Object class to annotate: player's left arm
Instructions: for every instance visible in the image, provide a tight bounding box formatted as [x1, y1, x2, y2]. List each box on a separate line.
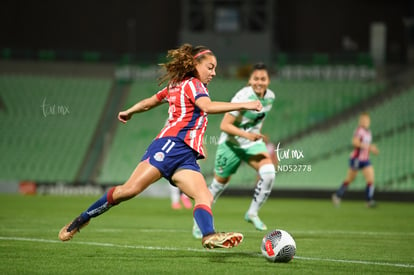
[195, 96, 262, 114]
[369, 144, 379, 155]
[118, 94, 164, 123]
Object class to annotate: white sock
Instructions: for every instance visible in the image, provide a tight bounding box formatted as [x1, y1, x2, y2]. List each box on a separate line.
[208, 178, 228, 203]
[247, 164, 276, 216]
[170, 185, 180, 204]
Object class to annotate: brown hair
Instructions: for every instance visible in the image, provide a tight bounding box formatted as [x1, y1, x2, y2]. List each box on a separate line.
[158, 43, 214, 87]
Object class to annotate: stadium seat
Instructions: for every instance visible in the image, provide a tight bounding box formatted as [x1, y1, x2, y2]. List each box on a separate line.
[0, 74, 112, 182]
[96, 78, 386, 186]
[276, 86, 414, 191]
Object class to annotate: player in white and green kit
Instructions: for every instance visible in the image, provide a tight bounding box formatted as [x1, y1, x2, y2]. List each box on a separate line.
[193, 63, 276, 238]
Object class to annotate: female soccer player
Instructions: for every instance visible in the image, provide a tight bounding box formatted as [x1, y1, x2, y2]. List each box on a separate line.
[192, 63, 276, 238]
[332, 112, 379, 207]
[58, 44, 262, 249]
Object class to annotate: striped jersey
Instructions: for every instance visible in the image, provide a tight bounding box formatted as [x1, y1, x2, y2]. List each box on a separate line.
[219, 86, 275, 148]
[155, 77, 209, 158]
[350, 126, 372, 161]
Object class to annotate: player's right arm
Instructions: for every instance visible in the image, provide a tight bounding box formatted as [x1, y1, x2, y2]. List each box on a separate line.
[352, 136, 371, 149]
[352, 136, 362, 148]
[220, 113, 264, 141]
[351, 127, 369, 149]
[118, 94, 164, 123]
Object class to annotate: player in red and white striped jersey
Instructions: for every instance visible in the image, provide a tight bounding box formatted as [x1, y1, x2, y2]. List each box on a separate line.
[59, 44, 262, 249]
[154, 78, 209, 157]
[332, 112, 379, 207]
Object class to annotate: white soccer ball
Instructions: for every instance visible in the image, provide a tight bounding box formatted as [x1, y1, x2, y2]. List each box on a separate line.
[261, 229, 296, 263]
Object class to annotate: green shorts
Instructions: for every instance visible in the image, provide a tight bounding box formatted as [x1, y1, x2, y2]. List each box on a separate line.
[214, 141, 268, 178]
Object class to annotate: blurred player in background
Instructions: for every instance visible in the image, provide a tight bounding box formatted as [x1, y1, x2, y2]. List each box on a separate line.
[58, 43, 263, 249]
[170, 185, 192, 210]
[332, 112, 379, 208]
[193, 63, 276, 238]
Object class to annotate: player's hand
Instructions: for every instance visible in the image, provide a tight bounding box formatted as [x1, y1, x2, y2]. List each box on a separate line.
[245, 100, 262, 112]
[262, 134, 270, 144]
[118, 111, 132, 124]
[245, 132, 264, 142]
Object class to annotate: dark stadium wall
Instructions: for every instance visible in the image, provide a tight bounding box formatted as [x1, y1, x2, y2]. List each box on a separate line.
[275, 0, 412, 63]
[1, 0, 412, 63]
[0, 0, 181, 55]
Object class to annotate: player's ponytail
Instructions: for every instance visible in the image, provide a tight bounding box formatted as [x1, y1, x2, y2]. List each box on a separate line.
[158, 44, 213, 87]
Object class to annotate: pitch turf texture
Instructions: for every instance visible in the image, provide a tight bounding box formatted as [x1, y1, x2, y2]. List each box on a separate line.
[1, 195, 413, 274]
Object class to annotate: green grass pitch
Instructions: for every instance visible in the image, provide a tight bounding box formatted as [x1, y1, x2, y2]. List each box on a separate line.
[0, 194, 413, 274]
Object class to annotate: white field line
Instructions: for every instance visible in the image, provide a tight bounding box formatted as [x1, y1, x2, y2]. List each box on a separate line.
[2, 228, 414, 237]
[1, 236, 413, 269]
[289, 230, 414, 237]
[294, 256, 414, 269]
[137, 229, 414, 236]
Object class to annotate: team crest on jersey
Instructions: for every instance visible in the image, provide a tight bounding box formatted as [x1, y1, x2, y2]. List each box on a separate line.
[154, 152, 165, 162]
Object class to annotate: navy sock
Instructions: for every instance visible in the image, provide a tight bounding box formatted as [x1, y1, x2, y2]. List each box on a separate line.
[336, 182, 349, 198]
[365, 182, 374, 201]
[193, 205, 215, 237]
[81, 187, 118, 220]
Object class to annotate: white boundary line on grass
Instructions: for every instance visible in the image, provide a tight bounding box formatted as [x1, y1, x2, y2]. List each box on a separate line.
[3, 228, 414, 237]
[1, 236, 414, 269]
[134, 229, 414, 237]
[294, 256, 414, 269]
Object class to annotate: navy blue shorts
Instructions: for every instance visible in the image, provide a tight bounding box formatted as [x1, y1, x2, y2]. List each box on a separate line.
[141, 137, 201, 185]
[349, 158, 371, 170]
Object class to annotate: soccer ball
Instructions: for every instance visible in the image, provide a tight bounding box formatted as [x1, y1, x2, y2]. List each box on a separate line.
[261, 229, 296, 263]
